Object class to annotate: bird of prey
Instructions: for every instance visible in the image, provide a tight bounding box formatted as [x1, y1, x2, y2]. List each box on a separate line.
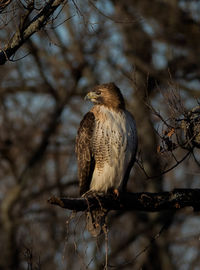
[75, 82, 138, 235]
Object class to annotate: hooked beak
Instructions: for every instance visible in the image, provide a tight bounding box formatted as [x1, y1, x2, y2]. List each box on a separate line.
[84, 91, 98, 102]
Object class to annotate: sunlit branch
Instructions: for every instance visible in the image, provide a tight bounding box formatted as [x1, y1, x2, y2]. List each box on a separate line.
[0, 0, 67, 65]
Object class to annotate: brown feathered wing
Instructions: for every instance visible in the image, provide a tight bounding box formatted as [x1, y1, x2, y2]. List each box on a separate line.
[75, 111, 95, 195]
[75, 111, 107, 236]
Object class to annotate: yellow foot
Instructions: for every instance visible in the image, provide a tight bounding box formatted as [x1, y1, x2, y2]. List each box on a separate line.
[113, 189, 119, 197]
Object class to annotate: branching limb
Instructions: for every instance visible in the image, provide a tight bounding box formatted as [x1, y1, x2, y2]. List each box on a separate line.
[0, 0, 67, 65]
[48, 189, 200, 212]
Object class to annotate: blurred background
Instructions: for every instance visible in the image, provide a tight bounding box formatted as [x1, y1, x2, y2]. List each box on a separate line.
[1, 0, 200, 269]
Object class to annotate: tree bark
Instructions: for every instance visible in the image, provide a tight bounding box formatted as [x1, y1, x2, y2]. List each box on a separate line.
[48, 189, 200, 212]
[0, 0, 66, 65]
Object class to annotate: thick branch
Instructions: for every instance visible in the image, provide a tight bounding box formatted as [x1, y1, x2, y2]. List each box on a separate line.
[48, 189, 200, 212]
[0, 0, 65, 65]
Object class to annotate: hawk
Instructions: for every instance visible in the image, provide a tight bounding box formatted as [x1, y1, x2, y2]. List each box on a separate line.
[75, 82, 138, 235]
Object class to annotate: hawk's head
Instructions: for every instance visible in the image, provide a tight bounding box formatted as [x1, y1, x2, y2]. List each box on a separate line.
[85, 82, 125, 109]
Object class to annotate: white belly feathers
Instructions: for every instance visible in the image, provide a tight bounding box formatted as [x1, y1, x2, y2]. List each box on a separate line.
[90, 105, 137, 192]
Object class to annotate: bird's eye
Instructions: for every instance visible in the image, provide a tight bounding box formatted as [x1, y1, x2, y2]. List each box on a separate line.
[95, 90, 101, 95]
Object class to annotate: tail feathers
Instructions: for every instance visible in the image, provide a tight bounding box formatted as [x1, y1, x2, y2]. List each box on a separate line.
[86, 210, 107, 237]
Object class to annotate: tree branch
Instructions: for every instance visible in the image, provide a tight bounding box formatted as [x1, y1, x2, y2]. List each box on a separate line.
[0, 0, 66, 65]
[48, 189, 200, 212]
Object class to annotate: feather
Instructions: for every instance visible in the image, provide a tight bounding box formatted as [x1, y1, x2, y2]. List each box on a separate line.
[75, 112, 95, 195]
[75, 83, 138, 236]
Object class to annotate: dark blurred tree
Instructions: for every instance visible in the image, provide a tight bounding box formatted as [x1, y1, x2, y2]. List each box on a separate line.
[0, 0, 200, 269]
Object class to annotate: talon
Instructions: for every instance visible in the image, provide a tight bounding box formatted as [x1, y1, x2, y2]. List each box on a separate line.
[113, 189, 119, 197]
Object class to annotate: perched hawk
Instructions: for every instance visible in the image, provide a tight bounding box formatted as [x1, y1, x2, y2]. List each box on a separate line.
[75, 82, 138, 235]
[76, 82, 138, 195]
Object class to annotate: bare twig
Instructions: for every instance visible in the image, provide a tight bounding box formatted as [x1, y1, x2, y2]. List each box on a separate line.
[0, 0, 68, 65]
[136, 151, 191, 180]
[0, 0, 12, 13]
